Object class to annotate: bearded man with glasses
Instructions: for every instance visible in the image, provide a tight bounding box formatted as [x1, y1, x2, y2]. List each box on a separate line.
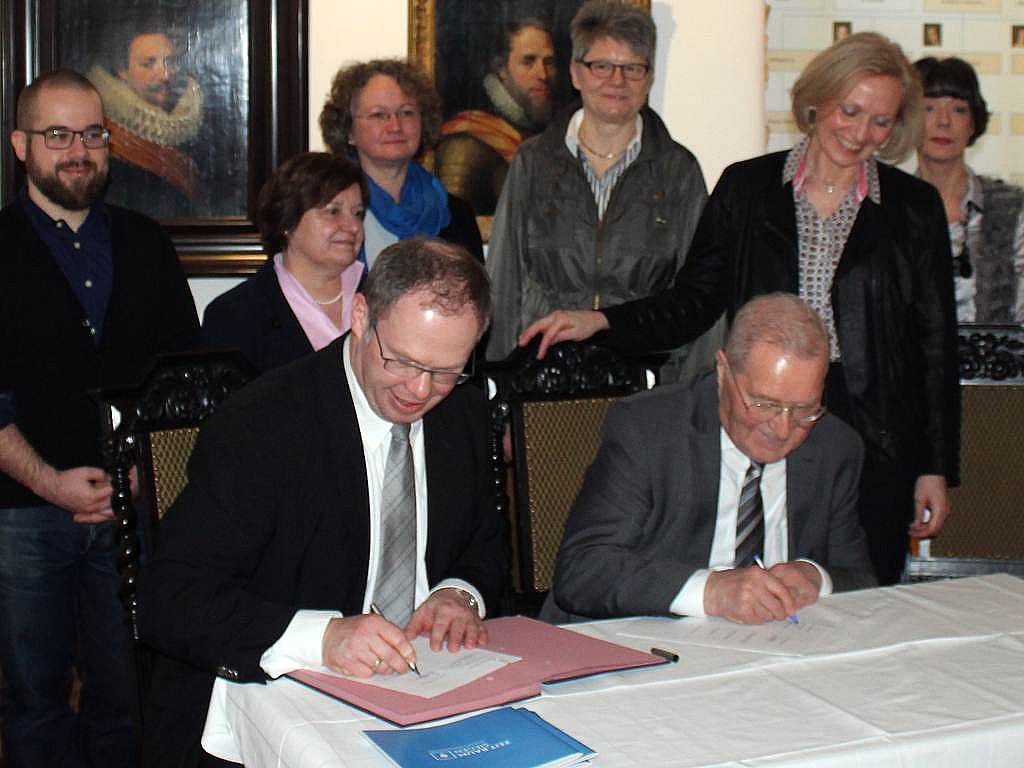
[137, 237, 506, 768]
[542, 293, 875, 627]
[0, 68, 198, 766]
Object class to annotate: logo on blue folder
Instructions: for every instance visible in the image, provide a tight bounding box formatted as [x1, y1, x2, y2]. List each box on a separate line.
[429, 739, 512, 760]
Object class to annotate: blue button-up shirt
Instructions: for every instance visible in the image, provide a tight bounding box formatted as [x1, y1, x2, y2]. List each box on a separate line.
[20, 187, 113, 343]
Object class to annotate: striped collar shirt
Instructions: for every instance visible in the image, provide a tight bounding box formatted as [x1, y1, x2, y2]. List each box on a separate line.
[564, 108, 643, 221]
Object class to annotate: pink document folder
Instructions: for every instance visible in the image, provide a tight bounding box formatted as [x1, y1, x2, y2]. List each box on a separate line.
[288, 616, 663, 725]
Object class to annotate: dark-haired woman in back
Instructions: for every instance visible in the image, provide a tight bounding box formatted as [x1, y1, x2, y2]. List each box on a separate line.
[914, 56, 1024, 324]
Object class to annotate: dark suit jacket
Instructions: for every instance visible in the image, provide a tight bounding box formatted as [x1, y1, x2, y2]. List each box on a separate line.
[603, 152, 959, 483]
[137, 337, 507, 766]
[200, 259, 317, 373]
[541, 372, 875, 623]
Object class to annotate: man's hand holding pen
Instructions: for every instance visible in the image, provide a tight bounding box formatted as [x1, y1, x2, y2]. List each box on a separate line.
[321, 588, 484, 676]
[321, 614, 418, 678]
[704, 560, 820, 625]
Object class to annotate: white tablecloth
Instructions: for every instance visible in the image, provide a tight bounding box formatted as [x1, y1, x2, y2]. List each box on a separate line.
[218, 574, 1024, 767]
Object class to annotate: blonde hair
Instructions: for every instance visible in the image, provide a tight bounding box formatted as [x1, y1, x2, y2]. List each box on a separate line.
[791, 32, 922, 163]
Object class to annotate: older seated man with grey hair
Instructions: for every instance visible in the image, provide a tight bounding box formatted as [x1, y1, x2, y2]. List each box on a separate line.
[542, 293, 875, 626]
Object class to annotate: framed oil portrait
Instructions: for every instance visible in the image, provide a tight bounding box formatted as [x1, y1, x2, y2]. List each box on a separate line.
[0, 0, 307, 276]
[409, 0, 649, 238]
[832, 21, 852, 43]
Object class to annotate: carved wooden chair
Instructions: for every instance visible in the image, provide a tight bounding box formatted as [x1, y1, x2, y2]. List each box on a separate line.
[905, 325, 1024, 582]
[92, 350, 256, 744]
[483, 341, 665, 616]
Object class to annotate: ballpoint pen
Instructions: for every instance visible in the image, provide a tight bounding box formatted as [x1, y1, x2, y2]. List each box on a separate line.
[369, 602, 422, 675]
[752, 555, 799, 624]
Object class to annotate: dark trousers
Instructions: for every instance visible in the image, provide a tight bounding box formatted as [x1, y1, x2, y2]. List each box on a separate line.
[826, 364, 912, 586]
[0, 506, 135, 768]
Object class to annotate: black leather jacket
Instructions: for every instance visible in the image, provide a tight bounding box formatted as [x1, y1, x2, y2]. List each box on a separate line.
[603, 151, 960, 483]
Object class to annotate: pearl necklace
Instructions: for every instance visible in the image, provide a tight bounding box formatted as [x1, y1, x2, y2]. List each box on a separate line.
[313, 286, 345, 306]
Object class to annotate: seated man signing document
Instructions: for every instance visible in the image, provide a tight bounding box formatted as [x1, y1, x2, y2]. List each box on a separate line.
[138, 238, 507, 768]
[541, 293, 875, 626]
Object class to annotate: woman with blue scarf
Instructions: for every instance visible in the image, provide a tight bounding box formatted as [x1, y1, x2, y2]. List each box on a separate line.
[320, 59, 483, 268]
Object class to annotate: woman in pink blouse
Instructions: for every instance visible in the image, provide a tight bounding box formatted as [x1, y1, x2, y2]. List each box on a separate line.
[201, 153, 368, 371]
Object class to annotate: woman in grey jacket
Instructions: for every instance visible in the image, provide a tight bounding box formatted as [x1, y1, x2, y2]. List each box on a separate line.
[485, 0, 720, 383]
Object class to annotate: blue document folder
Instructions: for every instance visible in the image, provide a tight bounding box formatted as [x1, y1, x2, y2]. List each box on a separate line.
[363, 706, 595, 767]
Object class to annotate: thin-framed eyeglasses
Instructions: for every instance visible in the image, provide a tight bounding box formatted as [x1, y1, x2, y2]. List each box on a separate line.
[724, 361, 826, 425]
[354, 107, 421, 125]
[23, 126, 110, 150]
[575, 59, 650, 81]
[374, 328, 473, 387]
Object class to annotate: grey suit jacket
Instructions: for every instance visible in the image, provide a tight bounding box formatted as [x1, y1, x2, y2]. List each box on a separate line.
[541, 372, 875, 623]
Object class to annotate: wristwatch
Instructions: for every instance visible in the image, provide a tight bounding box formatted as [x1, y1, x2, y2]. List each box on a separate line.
[448, 587, 479, 613]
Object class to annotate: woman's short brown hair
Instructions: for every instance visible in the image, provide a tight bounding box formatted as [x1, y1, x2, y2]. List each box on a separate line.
[257, 152, 368, 255]
[319, 59, 442, 159]
[570, 0, 655, 70]
[791, 32, 923, 163]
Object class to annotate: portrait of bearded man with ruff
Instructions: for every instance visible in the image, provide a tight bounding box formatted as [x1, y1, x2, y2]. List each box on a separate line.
[87, 26, 207, 218]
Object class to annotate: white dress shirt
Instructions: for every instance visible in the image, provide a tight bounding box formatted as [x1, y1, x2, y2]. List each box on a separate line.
[202, 337, 484, 761]
[669, 427, 833, 617]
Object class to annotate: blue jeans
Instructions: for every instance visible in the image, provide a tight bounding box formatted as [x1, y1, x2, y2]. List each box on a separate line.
[0, 505, 135, 767]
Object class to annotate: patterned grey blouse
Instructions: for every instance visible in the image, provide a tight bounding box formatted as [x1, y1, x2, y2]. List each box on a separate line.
[783, 137, 881, 361]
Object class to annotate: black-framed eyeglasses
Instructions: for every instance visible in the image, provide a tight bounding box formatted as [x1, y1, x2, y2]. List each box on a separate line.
[23, 126, 110, 150]
[374, 328, 473, 388]
[576, 59, 650, 81]
[724, 360, 826, 426]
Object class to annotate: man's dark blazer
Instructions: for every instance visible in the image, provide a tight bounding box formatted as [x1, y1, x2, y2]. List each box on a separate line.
[541, 372, 875, 624]
[137, 337, 507, 767]
[200, 259, 320, 373]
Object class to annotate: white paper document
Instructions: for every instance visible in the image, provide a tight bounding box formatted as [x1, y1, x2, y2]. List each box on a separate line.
[309, 638, 520, 698]
[613, 575, 1024, 658]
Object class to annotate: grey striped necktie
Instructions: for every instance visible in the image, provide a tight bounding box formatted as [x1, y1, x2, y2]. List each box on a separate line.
[374, 422, 416, 627]
[735, 461, 764, 568]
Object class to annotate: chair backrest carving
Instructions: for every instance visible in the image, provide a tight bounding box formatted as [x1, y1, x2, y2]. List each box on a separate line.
[94, 350, 256, 639]
[957, 324, 1024, 383]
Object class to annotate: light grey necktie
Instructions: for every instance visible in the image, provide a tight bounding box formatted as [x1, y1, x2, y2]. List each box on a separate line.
[374, 422, 416, 627]
[734, 461, 764, 568]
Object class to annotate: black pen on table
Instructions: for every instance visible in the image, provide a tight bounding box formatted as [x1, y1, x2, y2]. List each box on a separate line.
[752, 555, 799, 624]
[368, 602, 421, 676]
[650, 647, 679, 663]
